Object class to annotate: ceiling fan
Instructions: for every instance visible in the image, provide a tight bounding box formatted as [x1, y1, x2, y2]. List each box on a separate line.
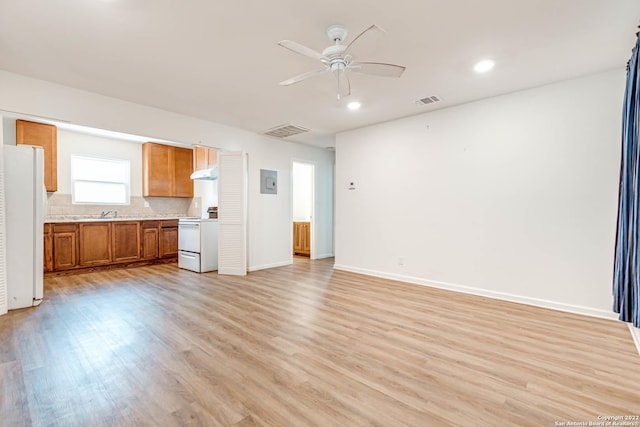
[278, 24, 406, 100]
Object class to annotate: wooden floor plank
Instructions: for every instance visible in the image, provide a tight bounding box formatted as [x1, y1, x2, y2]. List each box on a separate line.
[1, 257, 639, 426]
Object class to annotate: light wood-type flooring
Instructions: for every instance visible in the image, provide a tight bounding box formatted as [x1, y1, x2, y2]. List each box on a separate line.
[1, 258, 639, 426]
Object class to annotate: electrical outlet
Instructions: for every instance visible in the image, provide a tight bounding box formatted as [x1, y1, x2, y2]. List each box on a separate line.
[194, 201, 198, 208]
[144, 200, 150, 208]
[398, 257, 404, 266]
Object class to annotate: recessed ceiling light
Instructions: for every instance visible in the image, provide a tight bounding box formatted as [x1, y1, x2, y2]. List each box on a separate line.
[347, 101, 361, 111]
[473, 59, 495, 73]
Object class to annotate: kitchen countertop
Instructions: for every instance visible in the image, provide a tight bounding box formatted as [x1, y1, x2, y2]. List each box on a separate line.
[45, 217, 182, 223]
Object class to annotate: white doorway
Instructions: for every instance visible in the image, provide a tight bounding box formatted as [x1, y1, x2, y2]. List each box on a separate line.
[292, 161, 315, 259]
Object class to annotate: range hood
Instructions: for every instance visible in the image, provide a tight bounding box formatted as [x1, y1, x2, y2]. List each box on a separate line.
[190, 166, 218, 180]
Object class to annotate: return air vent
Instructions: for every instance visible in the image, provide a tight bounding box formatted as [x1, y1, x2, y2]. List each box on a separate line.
[264, 124, 310, 138]
[416, 95, 441, 105]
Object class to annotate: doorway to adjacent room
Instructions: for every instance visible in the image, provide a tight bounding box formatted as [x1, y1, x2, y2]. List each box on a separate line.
[292, 161, 314, 259]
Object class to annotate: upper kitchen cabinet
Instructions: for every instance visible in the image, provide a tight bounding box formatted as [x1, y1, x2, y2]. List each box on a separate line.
[142, 142, 194, 198]
[16, 119, 58, 192]
[193, 145, 218, 171]
[142, 142, 171, 197]
[173, 147, 194, 197]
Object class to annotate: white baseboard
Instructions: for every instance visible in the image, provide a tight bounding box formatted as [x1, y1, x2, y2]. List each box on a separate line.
[248, 260, 293, 272]
[333, 264, 618, 321]
[629, 324, 640, 356]
[312, 253, 334, 260]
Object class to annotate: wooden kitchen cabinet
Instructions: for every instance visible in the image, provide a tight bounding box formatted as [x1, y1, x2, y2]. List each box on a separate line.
[173, 147, 194, 197]
[46, 219, 179, 274]
[293, 221, 310, 256]
[16, 119, 58, 192]
[44, 224, 54, 272]
[141, 221, 160, 260]
[79, 222, 112, 266]
[193, 145, 218, 171]
[52, 223, 78, 270]
[142, 142, 171, 197]
[112, 221, 141, 263]
[160, 220, 178, 258]
[142, 219, 177, 259]
[142, 142, 193, 198]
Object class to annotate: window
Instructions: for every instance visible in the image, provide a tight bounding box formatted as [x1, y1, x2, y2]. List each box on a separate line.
[71, 155, 130, 205]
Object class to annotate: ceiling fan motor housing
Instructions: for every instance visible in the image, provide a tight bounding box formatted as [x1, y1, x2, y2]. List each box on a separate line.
[322, 44, 347, 59]
[322, 44, 349, 73]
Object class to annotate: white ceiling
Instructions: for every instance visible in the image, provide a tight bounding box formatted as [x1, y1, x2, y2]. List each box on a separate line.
[0, 0, 638, 148]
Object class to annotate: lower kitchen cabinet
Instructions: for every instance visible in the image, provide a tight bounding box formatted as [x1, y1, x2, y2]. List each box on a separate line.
[141, 221, 160, 260]
[46, 219, 178, 274]
[112, 221, 141, 262]
[52, 223, 78, 270]
[141, 220, 177, 259]
[160, 220, 178, 258]
[79, 222, 112, 266]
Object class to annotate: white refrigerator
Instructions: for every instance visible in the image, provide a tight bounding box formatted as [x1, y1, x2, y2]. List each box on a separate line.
[3, 145, 45, 309]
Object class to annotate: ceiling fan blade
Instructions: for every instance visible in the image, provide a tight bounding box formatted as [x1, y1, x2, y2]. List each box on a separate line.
[349, 62, 405, 78]
[279, 68, 328, 86]
[336, 70, 350, 100]
[345, 25, 385, 53]
[278, 40, 328, 62]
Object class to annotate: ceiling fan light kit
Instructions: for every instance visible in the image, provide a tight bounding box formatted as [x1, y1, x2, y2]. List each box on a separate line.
[278, 24, 406, 100]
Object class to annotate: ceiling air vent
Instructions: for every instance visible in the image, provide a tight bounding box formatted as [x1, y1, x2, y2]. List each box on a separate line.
[416, 95, 441, 105]
[264, 124, 310, 138]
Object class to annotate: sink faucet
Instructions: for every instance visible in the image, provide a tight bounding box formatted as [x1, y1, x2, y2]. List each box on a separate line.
[100, 211, 112, 218]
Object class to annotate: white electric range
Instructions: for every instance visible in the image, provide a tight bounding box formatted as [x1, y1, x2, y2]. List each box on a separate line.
[178, 217, 218, 273]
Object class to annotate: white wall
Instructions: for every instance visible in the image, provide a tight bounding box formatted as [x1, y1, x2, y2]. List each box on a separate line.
[335, 69, 624, 319]
[0, 70, 334, 270]
[194, 179, 218, 218]
[56, 129, 143, 196]
[293, 162, 313, 221]
[245, 137, 334, 266]
[2, 117, 15, 146]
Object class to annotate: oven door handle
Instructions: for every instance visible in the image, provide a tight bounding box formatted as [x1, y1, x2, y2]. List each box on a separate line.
[179, 223, 200, 229]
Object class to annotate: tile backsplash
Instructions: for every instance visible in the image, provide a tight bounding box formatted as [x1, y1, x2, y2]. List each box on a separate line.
[46, 193, 200, 220]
